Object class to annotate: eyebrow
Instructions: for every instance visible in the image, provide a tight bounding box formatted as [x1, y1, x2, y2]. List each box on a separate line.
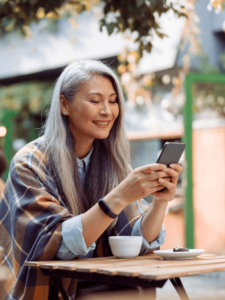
[87, 92, 117, 97]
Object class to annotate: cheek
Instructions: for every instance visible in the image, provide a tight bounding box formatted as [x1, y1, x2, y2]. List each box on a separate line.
[112, 105, 120, 120]
[82, 106, 96, 120]
[72, 103, 95, 121]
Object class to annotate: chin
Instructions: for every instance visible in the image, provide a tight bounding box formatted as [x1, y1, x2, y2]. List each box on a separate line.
[93, 132, 110, 140]
[95, 134, 110, 140]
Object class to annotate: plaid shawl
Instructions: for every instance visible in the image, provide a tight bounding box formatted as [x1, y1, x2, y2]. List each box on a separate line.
[0, 138, 150, 300]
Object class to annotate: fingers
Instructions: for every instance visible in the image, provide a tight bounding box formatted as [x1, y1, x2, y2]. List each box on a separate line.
[163, 165, 181, 184]
[150, 185, 166, 194]
[169, 163, 183, 174]
[151, 177, 175, 197]
[137, 163, 167, 174]
[164, 168, 179, 178]
[158, 178, 174, 190]
[130, 163, 183, 200]
[151, 190, 173, 198]
[150, 164, 183, 200]
[135, 163, 182, 175]
[144, 171, 170, 181]
[148, 179, 166, 189]
[163, 177, 171, 182]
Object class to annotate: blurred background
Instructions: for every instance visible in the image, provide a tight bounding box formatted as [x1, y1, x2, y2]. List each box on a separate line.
[0, 0, 225, 257]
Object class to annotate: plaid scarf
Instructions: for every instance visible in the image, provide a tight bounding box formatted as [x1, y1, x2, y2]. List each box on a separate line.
[0, 138, 149, 300]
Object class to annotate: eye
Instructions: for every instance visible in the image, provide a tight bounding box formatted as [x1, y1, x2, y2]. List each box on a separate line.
[90, 100, 99, 104]
[109, 97, 117, 103]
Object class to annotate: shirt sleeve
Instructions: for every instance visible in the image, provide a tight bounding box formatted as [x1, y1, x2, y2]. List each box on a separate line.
[56, 214, 96, 260]
[131, 214, 166, 255]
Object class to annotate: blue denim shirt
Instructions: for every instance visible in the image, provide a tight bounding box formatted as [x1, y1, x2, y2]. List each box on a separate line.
[56, 149, 166, 260]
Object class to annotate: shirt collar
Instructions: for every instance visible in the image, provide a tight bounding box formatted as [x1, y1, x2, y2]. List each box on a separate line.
[77, 147, 93, 169]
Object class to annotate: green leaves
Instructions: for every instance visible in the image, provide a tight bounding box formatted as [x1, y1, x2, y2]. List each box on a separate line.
[192, 82, 225, 118]
[0, 0, 91, 36]
[135, 0, 145, 8]
[145, 41, 152, 52]
[0, 0, 186, 57]
[0, 81, 53, 114]
[100, 0, 186, 57]
[106, 22, 116, 35]
[155, 30, 168, 39]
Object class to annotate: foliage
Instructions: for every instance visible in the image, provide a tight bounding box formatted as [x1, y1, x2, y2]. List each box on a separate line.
[99, 0, 186, 56]
[1, 0, 221, 120]
[116, 0, 203, 110]
[0, 0, 95, 35]
[181, 0, 202, 71]
[0, 81, 53, 114]
[117, 48, 156, 105]
[192, 82, 225, 117]
[0, 0, 186, 56]
[198, 54, 219, 74]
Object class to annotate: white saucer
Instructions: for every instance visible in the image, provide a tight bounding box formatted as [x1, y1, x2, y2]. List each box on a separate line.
[153, 249, 205, 260]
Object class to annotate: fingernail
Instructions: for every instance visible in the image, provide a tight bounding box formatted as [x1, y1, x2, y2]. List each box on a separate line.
[169, 164, 175, 168]
[159, 178, 163, 182]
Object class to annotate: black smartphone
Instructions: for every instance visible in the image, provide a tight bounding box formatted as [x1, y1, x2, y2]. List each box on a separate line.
[156, 142, 186, 192]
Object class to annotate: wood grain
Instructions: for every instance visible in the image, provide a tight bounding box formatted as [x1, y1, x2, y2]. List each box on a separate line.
[24, 256, 114, 268]
[74, 259, 161, 273]
[139, 263, 225, 280]
[197, 254, 225, 260]
[25, 253, 162, 269]
[95, 258, 225, 276]
[40, 255, 163, 270]
[25, 253, 225, 281]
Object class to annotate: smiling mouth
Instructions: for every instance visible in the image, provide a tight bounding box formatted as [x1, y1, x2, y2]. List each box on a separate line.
[93, 121, 110, 126]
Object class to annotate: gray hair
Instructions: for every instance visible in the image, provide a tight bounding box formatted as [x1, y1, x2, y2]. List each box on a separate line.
[41, 60, 130, 216]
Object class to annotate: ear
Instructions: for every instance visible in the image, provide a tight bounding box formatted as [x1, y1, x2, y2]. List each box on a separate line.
[60, 95, 69, 115]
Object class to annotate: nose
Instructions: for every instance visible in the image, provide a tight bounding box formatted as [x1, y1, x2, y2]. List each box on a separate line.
[99, 102, 112, 116]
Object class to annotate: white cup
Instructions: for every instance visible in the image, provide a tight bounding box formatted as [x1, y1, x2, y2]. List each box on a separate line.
[109, 236, 142, 259]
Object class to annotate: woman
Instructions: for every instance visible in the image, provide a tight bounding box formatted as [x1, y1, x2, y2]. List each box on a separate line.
[0, 60, 182, 300]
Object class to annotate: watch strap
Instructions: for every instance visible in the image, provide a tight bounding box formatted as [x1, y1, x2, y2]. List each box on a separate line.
[98, 198, 118, 219]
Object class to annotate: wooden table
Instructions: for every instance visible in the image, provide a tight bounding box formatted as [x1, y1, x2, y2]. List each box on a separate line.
[25, 253, 225, 300]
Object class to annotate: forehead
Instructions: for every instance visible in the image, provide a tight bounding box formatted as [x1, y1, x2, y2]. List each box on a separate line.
[81, 75, 116, 93]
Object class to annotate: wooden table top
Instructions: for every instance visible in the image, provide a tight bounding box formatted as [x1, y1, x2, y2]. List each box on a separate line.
[25, 253, 225, 281]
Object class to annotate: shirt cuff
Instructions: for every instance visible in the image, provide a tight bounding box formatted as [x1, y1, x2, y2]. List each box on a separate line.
[56, 214, 96, 260]
[131, 214, 166, 255]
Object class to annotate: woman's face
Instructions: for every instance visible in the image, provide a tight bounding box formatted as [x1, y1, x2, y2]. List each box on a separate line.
[60, 75, 119, 145]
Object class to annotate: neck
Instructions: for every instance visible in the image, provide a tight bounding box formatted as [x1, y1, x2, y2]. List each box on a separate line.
[68, 120, 94, 159]
[75, 139, 94, 159]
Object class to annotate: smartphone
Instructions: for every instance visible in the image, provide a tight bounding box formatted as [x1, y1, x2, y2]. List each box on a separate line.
[156, 142, 186, 192]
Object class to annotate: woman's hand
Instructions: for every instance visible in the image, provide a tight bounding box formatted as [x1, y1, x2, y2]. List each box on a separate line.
[151, 163, 183, 205]
[140, 163, 183, 244]
[83, 163, 169, 247]
[112, 163, 170, 206]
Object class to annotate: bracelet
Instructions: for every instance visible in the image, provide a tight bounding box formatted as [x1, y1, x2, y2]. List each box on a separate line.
[98, 198, 118, 219]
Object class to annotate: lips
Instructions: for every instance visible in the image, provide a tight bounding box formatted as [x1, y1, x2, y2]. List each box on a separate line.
[92, 121, 111, 128]
[93, 121, 110, 125]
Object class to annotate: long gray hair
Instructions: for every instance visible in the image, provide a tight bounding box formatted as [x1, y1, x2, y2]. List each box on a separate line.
[41, 60, 131, 216]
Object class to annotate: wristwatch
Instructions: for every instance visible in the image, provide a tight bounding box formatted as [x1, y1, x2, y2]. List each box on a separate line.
[98, 198, 118, 219]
